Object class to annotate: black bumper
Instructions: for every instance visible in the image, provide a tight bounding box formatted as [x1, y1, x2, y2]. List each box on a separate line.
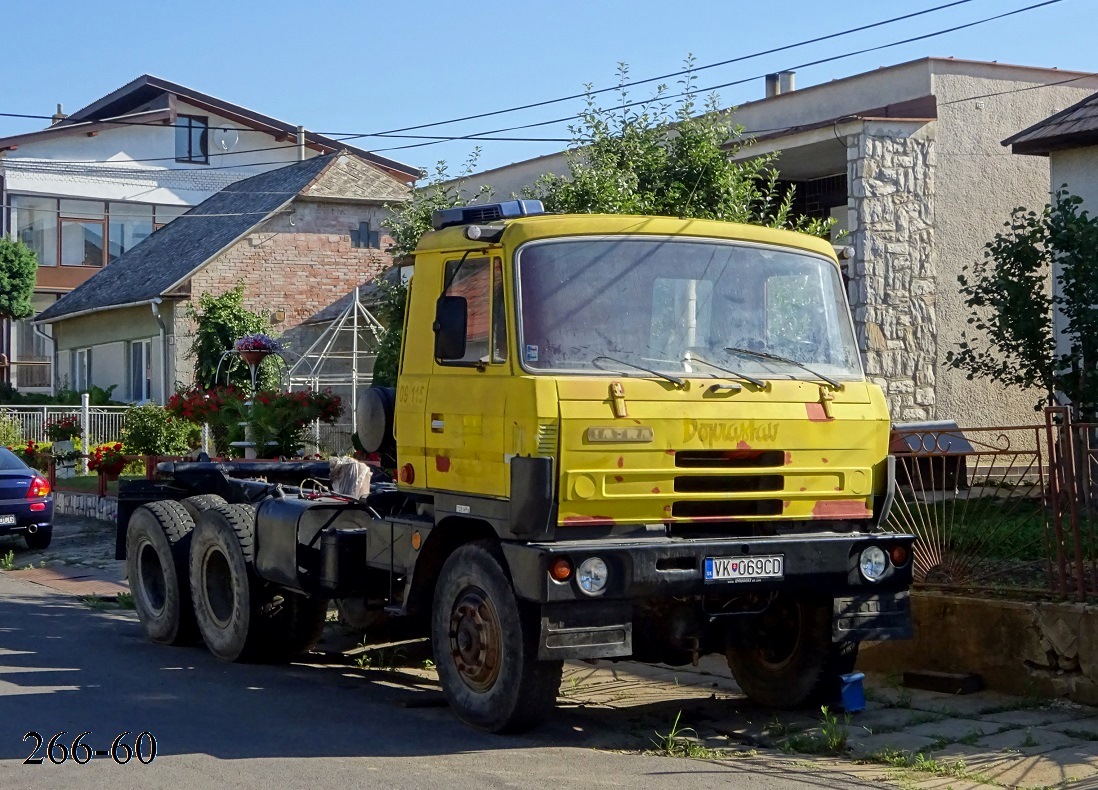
[500, 532, 915, 661]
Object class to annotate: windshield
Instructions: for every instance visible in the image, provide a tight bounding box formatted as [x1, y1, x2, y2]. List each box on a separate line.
[515, 236, 863, 381]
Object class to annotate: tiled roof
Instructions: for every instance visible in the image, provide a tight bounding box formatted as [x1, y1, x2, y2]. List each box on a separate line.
[1004, 90, 1098, 154]
[36, 155, 337, 323]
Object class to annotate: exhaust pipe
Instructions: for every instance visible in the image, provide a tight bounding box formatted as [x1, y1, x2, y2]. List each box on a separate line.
[26, 524, 38, 534]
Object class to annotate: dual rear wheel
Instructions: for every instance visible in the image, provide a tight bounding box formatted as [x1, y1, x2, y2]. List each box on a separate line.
[126, 497, 326, 663]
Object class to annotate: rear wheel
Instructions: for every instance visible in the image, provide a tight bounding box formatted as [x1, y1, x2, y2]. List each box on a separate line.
[431, 542, 562, 733]
[24, 527, 53, 551]
[189, 504, 326, 663]
[126, 501, 197, 645]
[725, 595, 856, 709]
[179, 494, 227, 524]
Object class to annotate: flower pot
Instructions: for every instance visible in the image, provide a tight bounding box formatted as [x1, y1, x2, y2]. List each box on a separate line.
[101, 468, 122, 482]
[239, 349, 270, 367]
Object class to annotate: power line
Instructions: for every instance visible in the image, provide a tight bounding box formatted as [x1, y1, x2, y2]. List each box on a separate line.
[330, 0, 980, 139]
[368, 0, 1069, 154]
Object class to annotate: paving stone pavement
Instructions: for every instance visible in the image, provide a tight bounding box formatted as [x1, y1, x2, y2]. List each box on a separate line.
[7, 515, 1098, 788]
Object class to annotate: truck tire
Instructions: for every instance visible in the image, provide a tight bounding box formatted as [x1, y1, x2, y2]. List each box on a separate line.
[179, 494, 227, 523]
[190, 504, 327, 663]
[431, 542, 562, 733]
[126, 501, 198, 646]
[189, 504, 266, 662]
[725, 595, 856, 709]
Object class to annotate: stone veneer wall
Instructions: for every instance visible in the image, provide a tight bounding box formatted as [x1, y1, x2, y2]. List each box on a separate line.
[55, 492, 117, 522]
[848, 131, 937, 422]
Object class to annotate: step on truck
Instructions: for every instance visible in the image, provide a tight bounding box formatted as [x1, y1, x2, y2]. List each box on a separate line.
[117, 200, 914, 733]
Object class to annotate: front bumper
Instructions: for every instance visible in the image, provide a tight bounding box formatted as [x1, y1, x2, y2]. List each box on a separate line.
[500, 531, 915, 661]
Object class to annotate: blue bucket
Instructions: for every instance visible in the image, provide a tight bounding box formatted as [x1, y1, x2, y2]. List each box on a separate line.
[839, 671, 866, 713]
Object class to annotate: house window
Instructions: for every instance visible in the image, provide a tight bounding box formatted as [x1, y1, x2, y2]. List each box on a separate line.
[351, 221, 381, 249]
[108, 203, 153, 263]
[72, 348, 92, 391]
[59, 199, 106, 267]
[12, 196, 58, 266]
[176, 115, 209, 164]
[128, 340, 152, 402]
[10, 295, 55, 390]
[10, 196, 190, 267]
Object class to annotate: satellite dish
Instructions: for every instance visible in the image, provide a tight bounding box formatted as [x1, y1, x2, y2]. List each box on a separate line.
[212, 127, 239, 152]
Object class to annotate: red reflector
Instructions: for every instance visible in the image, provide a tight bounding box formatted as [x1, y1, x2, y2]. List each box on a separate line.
[890, 545, 908, 566]
[549, 557, 573, 582]
[27, 476, 50, 498]
[30, 502, 45, 512]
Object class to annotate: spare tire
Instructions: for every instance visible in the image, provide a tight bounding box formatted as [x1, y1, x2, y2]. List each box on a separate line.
[356, 386, 396, 455]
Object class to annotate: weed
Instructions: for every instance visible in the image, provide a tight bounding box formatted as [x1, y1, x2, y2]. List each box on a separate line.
[862, 748, 994, 784]
[0, 550, 14, 571]
[765, 718, 805, 738]
[895, 689, 913, 709]
[927, 734, 953, 750]
[80, 595, 111, 610]
[1020, 730, 1039, 748]
[21, 564, 33, 571]
[421, 659, 435, 670]
[651, 711, 719, 759]
[1062, 728, 1098, 741]
[905, 711, 944, 727]
[784, 707, 850, 755]
[958, 729, 982, 746]
[116, 592, 135, 610]
[353, 643, 408, 672]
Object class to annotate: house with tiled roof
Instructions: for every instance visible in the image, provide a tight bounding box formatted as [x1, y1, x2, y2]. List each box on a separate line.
[0, 74, 420, 393]
[33, 152, 410, 404]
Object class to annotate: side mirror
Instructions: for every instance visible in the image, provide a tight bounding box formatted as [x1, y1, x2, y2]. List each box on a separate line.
[433, 295, 467, 360]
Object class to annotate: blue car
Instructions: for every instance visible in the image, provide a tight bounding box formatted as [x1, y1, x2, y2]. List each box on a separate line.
[0, 447, 53, 550]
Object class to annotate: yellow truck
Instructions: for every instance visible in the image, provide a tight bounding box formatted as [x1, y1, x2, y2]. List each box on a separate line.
[118, 200, 913, 734]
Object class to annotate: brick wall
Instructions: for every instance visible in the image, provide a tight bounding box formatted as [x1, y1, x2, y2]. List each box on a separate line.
[170, 199, 395, 388]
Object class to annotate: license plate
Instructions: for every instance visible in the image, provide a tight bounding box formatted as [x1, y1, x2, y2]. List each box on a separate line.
[0, 515, 15, 526]
[704, 555, 784, 582]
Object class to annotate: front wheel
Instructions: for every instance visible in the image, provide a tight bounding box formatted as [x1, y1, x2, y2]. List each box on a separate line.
[431, 542, 562, 733]
[725, 595, 857, 709]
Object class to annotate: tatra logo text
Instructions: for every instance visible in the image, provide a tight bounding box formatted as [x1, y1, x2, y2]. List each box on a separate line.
[683, 420, 779, 447]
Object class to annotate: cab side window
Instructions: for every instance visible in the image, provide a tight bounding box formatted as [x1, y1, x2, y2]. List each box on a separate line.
[443, 257, 491, 364]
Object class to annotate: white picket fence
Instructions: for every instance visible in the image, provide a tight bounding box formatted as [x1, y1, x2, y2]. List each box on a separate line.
[0, 403, 129, 446]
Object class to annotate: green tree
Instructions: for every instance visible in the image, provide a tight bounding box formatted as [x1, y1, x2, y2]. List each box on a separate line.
[187, 285, 280, 390]
[528, 61, 833, 238]
[121, 404, 198, 455]
[948, 190, 1098, 418]
[0, 237, 38, 320]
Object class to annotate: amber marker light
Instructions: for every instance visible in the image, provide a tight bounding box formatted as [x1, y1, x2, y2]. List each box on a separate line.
[398, 464, 415, 484]
[549, 557, 573, 582]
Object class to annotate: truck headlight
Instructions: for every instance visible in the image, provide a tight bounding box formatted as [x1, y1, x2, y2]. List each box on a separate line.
[859, 546, 888, 582]
[577, 557, 608, 595]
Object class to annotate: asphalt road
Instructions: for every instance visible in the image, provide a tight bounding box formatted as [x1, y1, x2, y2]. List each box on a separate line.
[0, 573, 869, 790]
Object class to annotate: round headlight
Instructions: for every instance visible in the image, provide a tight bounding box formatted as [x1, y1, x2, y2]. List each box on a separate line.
[576, 557, 609, 595]
[859, 546, 889, 582]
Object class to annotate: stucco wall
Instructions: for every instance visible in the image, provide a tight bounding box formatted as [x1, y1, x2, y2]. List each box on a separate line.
[930, 71, 1098, 427]
[1051, 146, 1098, 210]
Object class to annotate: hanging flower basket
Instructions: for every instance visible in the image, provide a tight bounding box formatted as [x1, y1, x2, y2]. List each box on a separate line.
[235, 334, 282, 368]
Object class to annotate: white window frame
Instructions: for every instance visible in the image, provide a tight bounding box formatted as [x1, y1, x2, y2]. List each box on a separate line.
[73, 348, 92, 392]
[128, 339, 153, 402]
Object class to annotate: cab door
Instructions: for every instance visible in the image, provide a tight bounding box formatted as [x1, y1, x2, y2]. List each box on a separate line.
[424, 255, 510, 497]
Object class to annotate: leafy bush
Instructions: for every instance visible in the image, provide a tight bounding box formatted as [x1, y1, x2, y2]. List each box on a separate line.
[0, 415, 22, 447]
[0, 237, 37, 320]
[0, 382, 119, 406]
[121, 405, 198, 456]
[188, 285, 280, 391]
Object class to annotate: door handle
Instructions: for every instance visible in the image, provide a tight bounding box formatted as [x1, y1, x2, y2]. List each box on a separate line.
[431, 414, 445, 433]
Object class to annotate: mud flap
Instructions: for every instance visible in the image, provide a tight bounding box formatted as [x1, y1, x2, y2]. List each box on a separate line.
[833, 590, 912, 642]
[537, 600, 633, 660]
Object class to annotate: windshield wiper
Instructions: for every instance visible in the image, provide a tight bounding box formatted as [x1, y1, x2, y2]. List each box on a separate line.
[593, 355, 684, 387]
[685, 352, 766, 389]
[724, 347, 843, 391]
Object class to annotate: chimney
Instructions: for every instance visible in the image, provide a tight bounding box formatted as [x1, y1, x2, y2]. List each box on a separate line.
[50, 103, 66, 125]
[764, 71, 796, 98]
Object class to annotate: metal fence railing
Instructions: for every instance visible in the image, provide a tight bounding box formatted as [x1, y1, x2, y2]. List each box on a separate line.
[0, 404, 130, 446]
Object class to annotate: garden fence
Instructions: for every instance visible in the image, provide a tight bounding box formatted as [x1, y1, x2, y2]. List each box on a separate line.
[0, 403, 130, 447]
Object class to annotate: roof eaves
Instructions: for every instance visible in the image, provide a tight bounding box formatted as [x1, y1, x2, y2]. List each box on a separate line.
[1002, 91, 1098, 150]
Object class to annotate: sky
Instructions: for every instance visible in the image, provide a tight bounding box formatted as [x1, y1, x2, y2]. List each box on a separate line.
[1, 0, 1095, 177]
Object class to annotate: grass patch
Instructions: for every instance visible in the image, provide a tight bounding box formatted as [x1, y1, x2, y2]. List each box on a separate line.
[53, 474, 145, 496]
[651, 711, 722, 759]
[79, 595, 112, 610]
[116, 592, 135, 609]
[861, 747, 995, 784]
[783, 707, 850, 756]
[1061, 728, 1098, 741]
[958, 728, 983, 746]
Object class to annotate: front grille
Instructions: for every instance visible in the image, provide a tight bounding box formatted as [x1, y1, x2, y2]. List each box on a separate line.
[464, 205, 503, 223]
[672, 499, 784, 518]
[675, 450, 785, 468]
[674, 474, 783, 493]
[537, 423, 559, 455]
